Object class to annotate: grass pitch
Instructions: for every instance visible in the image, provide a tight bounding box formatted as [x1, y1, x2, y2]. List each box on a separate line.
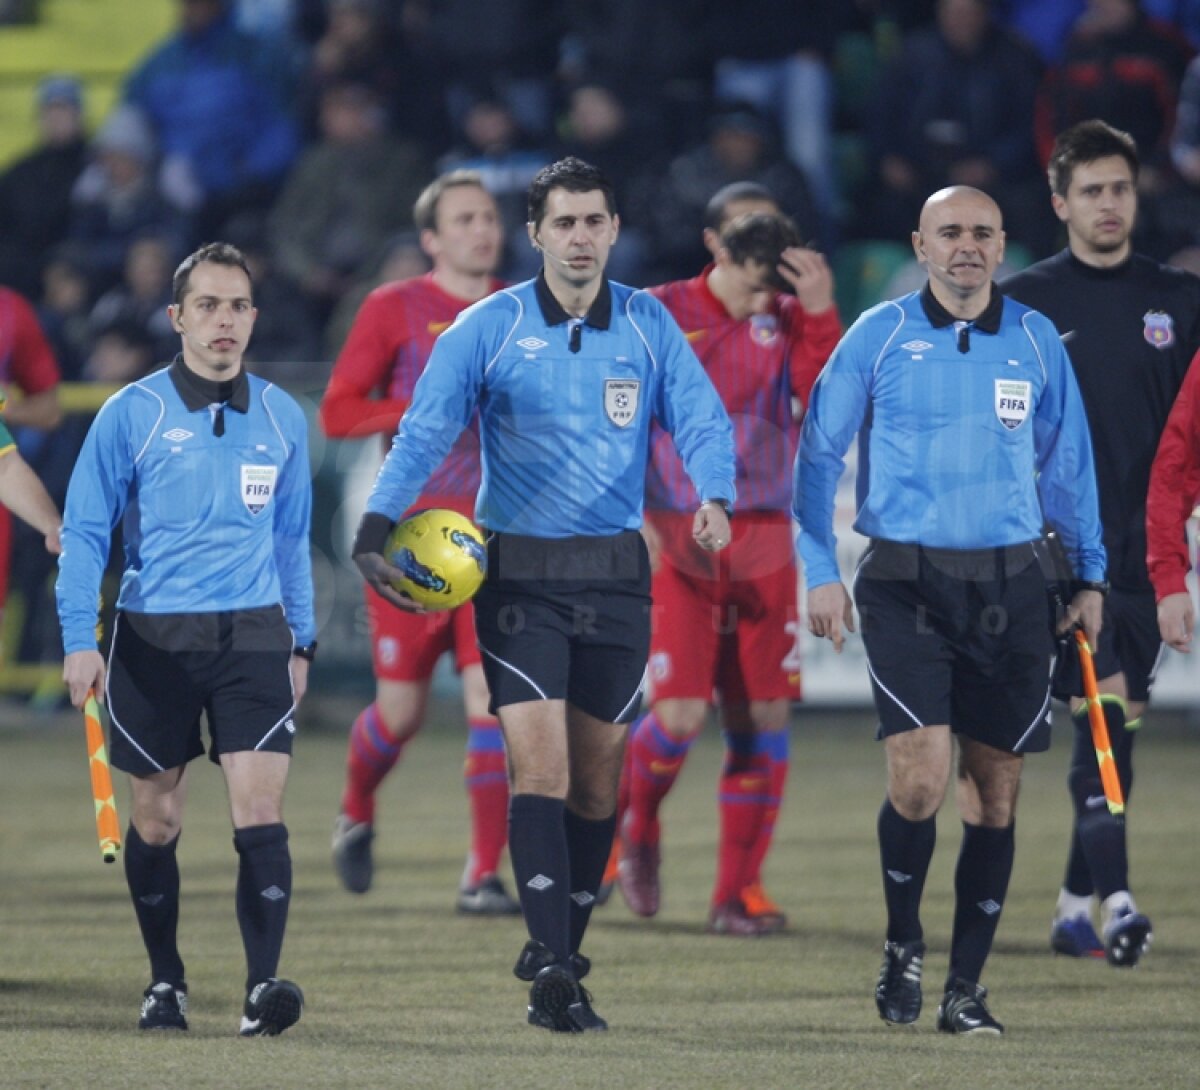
[1, 699, 1197, 1088]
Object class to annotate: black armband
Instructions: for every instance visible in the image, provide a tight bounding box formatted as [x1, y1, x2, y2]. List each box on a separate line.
[293, 641, 318, 662]
[353, 511, 394, 557]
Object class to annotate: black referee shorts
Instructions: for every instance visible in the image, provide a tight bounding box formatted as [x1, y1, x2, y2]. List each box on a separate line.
[852, 540, 1054, 754]
[106, 606, 297, 775]
[474, 530, 651, 724]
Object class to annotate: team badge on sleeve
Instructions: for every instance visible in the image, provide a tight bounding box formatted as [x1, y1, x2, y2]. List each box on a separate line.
[604, 379, 640, 427]
[1143, 311, 1175, 349]
[994, 379, 1031, 431]
[241, 464, 278, 514]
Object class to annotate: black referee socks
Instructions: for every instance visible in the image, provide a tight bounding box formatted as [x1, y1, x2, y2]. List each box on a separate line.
[948, 821, 1015, 988]
[508, 794, 571, 962]
[564, 808, 617, 956]
[125, 824, 185, 988]
[233, 823, 292, 991]
[877, 798, 937, 944]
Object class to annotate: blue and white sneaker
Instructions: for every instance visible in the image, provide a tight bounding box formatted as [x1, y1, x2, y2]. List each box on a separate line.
[1050, 915, 1104, 958]
[1104, 907, 1153, 968]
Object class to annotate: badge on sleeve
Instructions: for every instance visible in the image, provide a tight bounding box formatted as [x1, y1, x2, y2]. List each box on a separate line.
[994, 379, 1031, 431]
[241, 464, 278, 514]
[604, 379, 640, 427]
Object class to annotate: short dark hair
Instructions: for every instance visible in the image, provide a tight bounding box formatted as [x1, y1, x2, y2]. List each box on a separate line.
[704, 182, 777, 232]
[526, 156, 616, 227]
[720, 212, 802, 291]
[172, 241, 253, 306]
[1048, 119, 1140, 196]
[413, 169, 489, 233]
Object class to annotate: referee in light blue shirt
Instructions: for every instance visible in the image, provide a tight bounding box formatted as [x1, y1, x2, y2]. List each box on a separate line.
[793, 187, 1105, 1038]
[353, 158, 735, 1033]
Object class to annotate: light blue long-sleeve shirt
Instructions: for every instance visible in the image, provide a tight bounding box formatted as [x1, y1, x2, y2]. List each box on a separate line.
[793, 287, 1105, 588]
[368, 276, 736, 537]
[56, 363, 315, 653]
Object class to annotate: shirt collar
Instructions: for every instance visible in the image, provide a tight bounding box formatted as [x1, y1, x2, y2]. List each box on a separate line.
[919, 281, 1003, 334]
[533, 271, 612, 330]
[168, 357, 250, 412]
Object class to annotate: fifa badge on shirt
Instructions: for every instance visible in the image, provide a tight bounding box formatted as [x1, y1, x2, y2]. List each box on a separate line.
[994, 379, 1031, 431]
[1143, 311, 1175, 349]
[241, 464, 278, 514]
[749, 314, 778, 346]
[604, 379, 640, 427]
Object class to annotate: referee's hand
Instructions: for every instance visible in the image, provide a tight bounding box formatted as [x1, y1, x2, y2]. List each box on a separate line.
[353, 551, 427, 613]
[63, 649, 106, 709]
[1059, 588, 1103, 649]
[807, 582, 856, 653]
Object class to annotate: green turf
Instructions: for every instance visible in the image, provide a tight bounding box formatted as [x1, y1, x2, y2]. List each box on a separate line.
[0, 701, 1197, 1087]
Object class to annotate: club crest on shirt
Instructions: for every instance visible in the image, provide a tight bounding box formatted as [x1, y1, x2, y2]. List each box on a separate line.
[1143, 310, 1175, 349]
[649, 651, 671, 683]
[241, 464, 277, 514]
[604, 378, 640, 427]
[749, 314, 778, 346]
[994, 379, 1031, 431]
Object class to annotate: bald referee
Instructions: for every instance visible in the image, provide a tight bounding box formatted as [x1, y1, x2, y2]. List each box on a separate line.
[795, 186, 1105, 1036]
[353, 157, 735, 1033]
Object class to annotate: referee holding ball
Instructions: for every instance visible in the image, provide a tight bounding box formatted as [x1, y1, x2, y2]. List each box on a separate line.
[353, 157, 736, 1033]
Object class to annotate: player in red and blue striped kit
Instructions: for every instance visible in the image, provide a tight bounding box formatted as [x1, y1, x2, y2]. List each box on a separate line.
[617, 186, 842, 934]
[322, 171, 520, 915]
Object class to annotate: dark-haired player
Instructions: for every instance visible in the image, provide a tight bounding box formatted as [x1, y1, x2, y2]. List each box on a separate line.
[1003, 119, 1200, 967]
[619, 199, 840, 934]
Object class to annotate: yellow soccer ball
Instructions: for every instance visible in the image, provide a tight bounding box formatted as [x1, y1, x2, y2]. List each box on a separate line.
[384, 508, 487, 610]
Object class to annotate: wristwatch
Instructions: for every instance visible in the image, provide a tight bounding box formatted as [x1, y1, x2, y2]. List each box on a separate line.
[293, 641, 318, 662]
[703, 498, 733, 518]
[1072, 579, 1110, 597]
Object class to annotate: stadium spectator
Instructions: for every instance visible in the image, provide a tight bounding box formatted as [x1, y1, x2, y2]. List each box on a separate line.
[863, 0, 1049, 253]
[123, 0, 300, 242]
[37, 246, 93, 382]
[645, 102, 820, 283]
[1035, 0, 1192, 195]
[0, 74, 88, 300]
[554, 80, 662, 284]
[67, 106, 187, 296]
[268, 79, 430, 326]
[437, 97, 551, 280]
[708, 0, 840, 230]
[87, 233, 179, 366]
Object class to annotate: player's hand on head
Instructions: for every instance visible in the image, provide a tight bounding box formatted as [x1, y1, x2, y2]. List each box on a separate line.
[353, 551, 427, 613]
[63, 650, 106, 709]
[778, 247, 834, 314]
[807, 582, 855, 653]
[1157, 591, 1194, 652]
